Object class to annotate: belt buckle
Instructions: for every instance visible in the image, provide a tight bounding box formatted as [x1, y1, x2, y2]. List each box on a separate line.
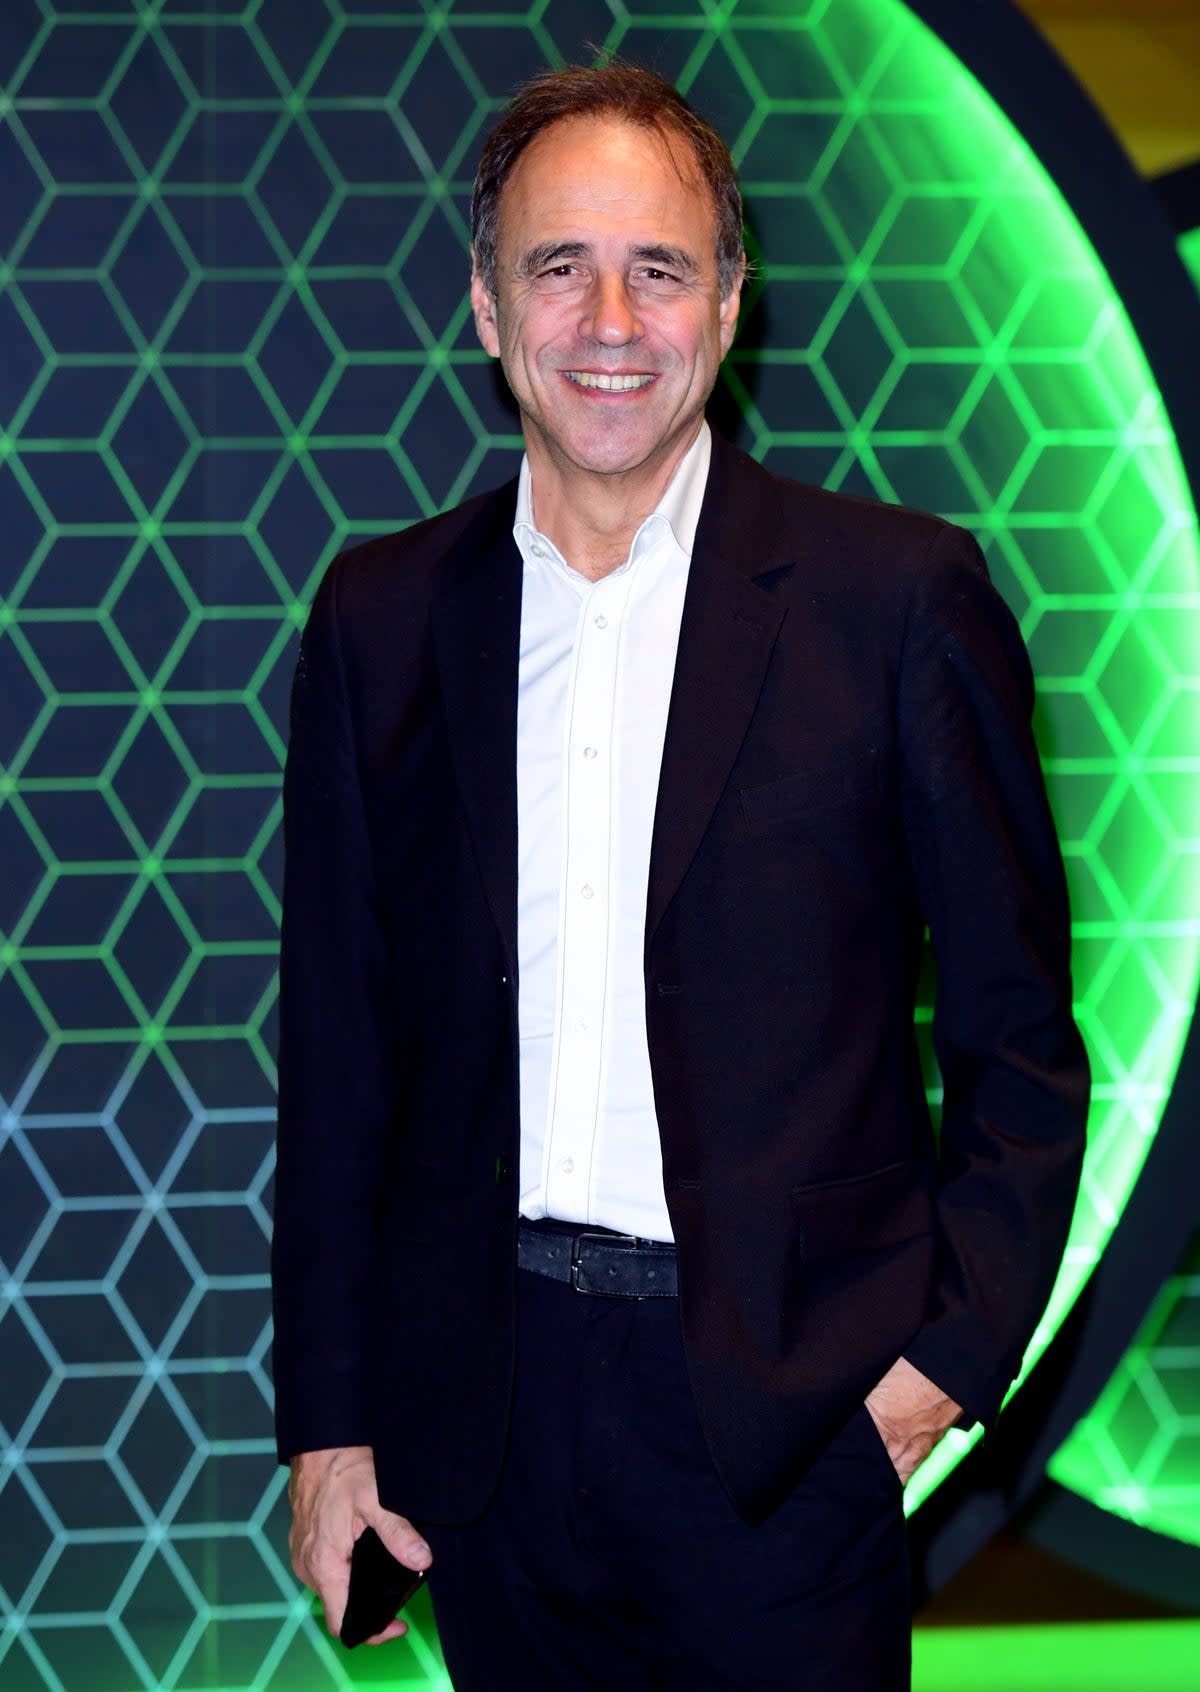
[569, 1229, 637, 1294]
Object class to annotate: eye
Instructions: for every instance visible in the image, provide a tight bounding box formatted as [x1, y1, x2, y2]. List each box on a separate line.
[530, 263, 584, 289]
[634, 266, 686, 289]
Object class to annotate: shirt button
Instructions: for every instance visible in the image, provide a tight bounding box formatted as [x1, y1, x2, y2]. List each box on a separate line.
[561, 1158, 575, 1174]
[573, 1019, 588, 1033]
[594, 614, 608, 629]
[581, 884, 595, 900]
[532, 543, 547, 558]
[583, 746, 598, 761]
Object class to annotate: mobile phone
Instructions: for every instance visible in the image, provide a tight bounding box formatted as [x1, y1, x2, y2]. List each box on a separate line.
[339, 1527, 426, 1648]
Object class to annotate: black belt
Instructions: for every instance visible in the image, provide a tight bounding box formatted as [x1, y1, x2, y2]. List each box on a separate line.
[517, 1222, 678, 1298]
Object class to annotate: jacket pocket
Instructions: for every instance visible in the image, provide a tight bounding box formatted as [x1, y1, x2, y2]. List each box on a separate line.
[790, 1159, 933, 1262]
[740, 752, 880, 831]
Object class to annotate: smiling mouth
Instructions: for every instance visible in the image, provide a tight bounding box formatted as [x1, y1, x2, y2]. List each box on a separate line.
[563, 371, 656, 391]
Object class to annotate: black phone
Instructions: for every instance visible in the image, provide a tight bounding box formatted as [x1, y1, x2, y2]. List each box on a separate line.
[339, 1527, 427, 1648]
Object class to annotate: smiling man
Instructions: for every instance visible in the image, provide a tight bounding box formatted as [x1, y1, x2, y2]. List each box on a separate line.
[272, 61, 1089, 1692]
[467, 111, 740, 565]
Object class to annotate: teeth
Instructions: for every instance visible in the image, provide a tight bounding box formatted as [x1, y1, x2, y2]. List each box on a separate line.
[566, 371, 654, 391]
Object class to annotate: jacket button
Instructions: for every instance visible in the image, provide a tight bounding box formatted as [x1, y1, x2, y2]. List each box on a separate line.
[494, 1156, 510, 1186]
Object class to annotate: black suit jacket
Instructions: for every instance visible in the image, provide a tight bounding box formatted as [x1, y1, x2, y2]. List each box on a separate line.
[271, 432, 1089, 1524]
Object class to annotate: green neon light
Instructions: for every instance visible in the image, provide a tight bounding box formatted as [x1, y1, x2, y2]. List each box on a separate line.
[1051, 1238, 1200, 1547]
[1180, 227, 1200, 293]
[768, 0, 1200, 1517]
[1046, 232, 1200, 1549]
[912, 1621, 1200, 1692]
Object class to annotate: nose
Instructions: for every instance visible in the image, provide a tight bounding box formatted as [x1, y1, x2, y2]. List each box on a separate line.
[580, 273, 643, 347]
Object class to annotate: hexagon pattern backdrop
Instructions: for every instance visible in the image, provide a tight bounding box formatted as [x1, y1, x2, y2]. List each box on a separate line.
[1051, 1225, 1200, 1551]
[0, 2, 1197, 1690]
[1045, 232, 1200, 1553]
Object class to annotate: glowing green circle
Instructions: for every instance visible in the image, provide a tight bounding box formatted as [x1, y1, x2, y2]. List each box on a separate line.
[619, 0, 1200, 1505]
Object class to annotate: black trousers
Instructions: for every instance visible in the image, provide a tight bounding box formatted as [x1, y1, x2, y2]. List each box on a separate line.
[422, 1257, 911, 1691]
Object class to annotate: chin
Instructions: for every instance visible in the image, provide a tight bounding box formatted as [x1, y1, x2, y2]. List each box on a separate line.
[563, 421, 678, 476]
[569, 444, 660, 477]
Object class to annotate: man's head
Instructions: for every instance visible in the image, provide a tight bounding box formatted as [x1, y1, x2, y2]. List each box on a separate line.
[469, 63, 746, 483]
[471, 61, 745, 301]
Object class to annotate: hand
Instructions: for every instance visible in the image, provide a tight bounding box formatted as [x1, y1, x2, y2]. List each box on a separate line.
[288, 1445, 431, 1645]
[864, 1357, 962, 1486]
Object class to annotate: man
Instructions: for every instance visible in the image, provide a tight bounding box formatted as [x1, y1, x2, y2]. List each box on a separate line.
[272, 62, 1089, 1691]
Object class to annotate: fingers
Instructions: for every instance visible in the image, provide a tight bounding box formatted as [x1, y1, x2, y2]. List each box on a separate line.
[291, 1507, 355, 1639]
[864, 1356, 964, 1483]
[863, 1397, 930, 1484]
[365, 1618, 410, 1646]
[286, 1446, 430, 1645]
[371, 1510, 433, 1575]
[314, 1534, 356, 1641]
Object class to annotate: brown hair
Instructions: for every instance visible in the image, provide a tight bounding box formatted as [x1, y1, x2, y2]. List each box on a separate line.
[470, 61, 745, 299]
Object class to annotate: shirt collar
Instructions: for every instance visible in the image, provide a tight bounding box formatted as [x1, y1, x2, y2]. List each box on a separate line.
[514, 420, 711, 576]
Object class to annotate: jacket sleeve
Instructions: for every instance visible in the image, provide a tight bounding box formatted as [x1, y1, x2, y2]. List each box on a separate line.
[896, 523, 1090, 1426]
[270, 559, 397, 1461]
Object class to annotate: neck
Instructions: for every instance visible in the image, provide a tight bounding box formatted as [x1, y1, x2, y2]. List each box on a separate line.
[525, 421, 702, 582]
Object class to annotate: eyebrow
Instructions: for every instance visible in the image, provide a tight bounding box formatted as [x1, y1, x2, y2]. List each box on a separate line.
[518, 241, 589, 274]
[516, 240, 702, 277]
[632, 243, 700, 276]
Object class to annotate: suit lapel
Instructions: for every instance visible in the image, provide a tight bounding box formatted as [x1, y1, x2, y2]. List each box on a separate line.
[646, 437, 792, 943]
[431, 483, 523, 980]
[430, 440, 795, 970]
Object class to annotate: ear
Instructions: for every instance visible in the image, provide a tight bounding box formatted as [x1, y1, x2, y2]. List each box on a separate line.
[717, 252, 745, 357]
[469, 251, 501, 359]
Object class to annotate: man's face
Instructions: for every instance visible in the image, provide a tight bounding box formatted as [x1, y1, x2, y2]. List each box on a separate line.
[471, 116, 741, 481]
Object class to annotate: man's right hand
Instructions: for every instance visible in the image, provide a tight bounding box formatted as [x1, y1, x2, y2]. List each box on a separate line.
[287, 1445, 431, 1645]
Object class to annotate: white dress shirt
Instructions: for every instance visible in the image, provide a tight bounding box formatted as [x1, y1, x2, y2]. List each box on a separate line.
[514, 424, 711, 1243]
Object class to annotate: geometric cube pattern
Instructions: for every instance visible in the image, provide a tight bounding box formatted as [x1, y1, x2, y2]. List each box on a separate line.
[0, 1, 1197, 1686]
[1047, 231, 1200, 1552]
[1051, 1226, 1200, 1550]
